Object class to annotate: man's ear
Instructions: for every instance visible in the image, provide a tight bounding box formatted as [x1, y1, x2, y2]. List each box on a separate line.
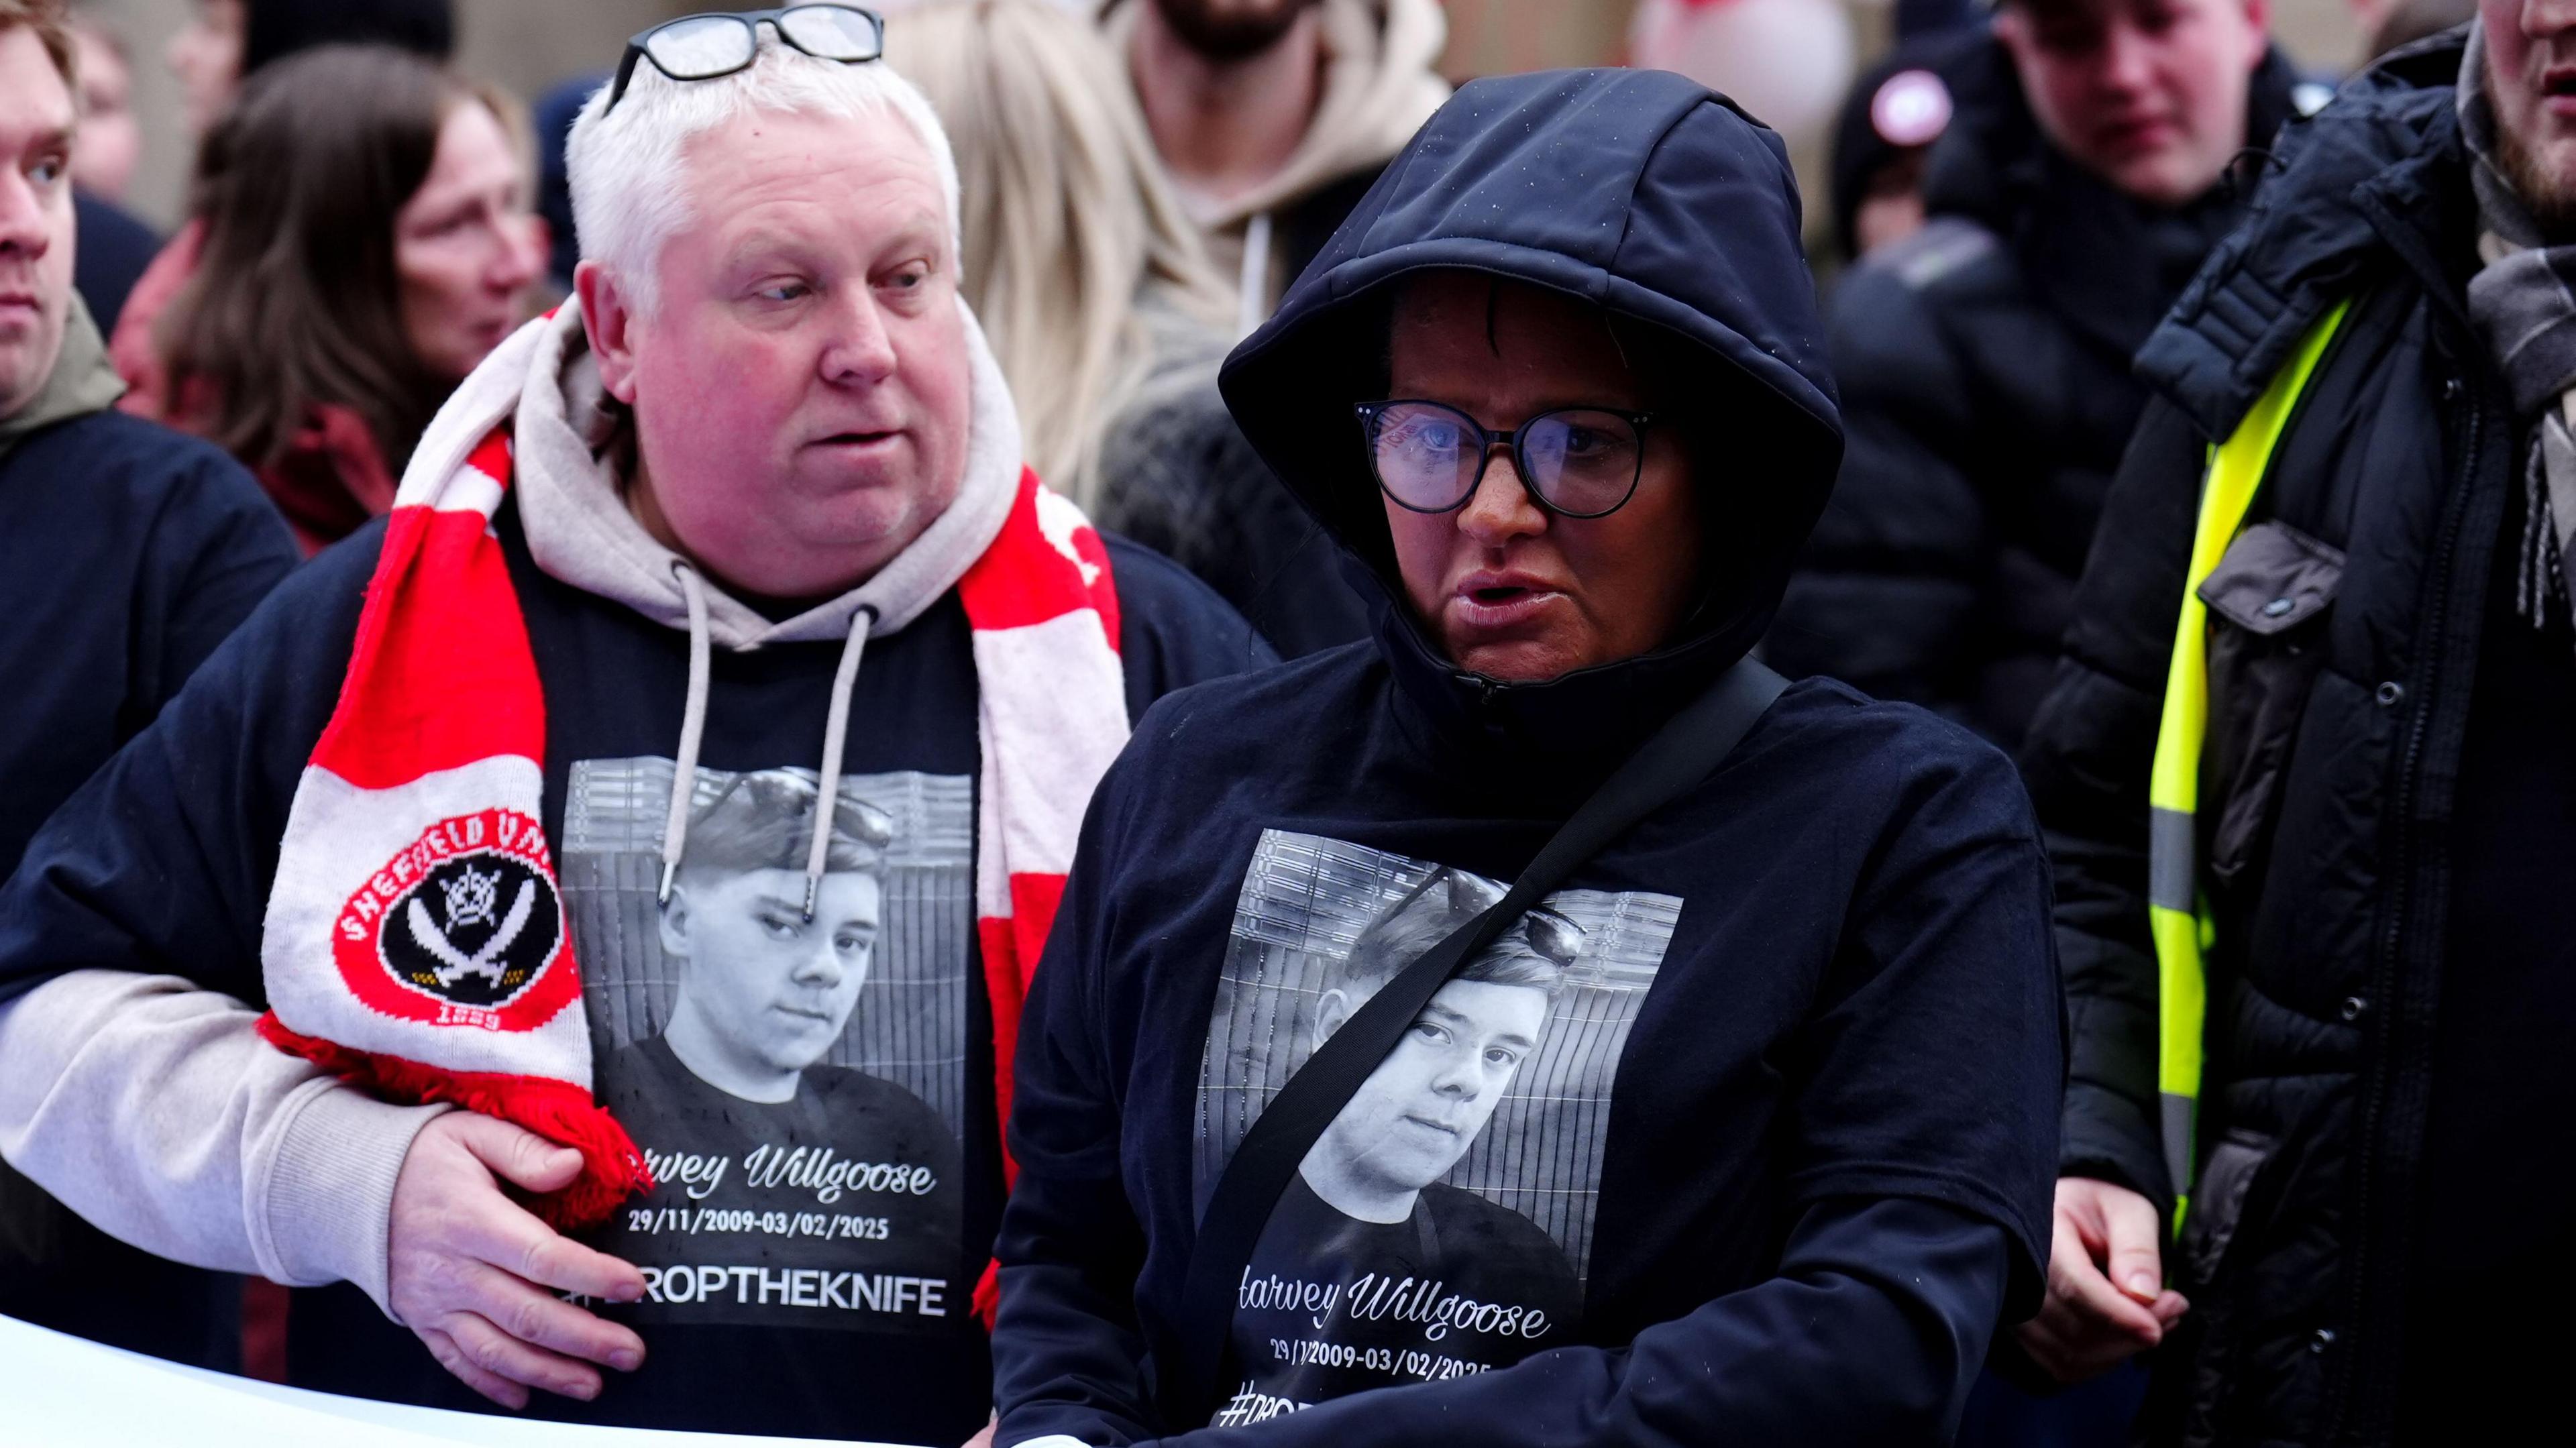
[1314, 989, 1352, 1046]
[2241, 0, 2271, 71]
[577, 259, 644, 406]
[658, 882, 692, 962]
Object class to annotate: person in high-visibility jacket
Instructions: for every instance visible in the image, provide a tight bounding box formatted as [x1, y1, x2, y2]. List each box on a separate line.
[2019, 14, 2576, 1443]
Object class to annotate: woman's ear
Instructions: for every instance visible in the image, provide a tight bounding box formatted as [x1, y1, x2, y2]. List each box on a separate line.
[577, 259, 643, 406]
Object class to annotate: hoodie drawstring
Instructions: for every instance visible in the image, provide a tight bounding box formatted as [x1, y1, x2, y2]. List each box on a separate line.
[1236, 210, 1274, 339]
[805, 605, 878, 921]
[657, 562, 713, 905]
[652, 563, 879, 920]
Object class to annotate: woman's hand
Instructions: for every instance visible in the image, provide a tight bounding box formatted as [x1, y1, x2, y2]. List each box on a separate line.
[2016, 1176, 2190, 1382]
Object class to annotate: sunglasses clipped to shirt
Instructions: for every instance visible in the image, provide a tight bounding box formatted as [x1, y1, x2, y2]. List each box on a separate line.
[604, 5, 886, 115]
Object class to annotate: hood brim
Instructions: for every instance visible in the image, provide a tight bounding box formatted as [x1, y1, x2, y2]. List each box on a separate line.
[1218, 69, 1843, 676]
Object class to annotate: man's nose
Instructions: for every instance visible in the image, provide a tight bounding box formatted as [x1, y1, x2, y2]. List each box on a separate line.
[0, 174, 52, 261]
[1455, 447, 1546, 545]
[819, 292, 899, 387]
[1428, 1046, 1483, 1099]
[791, 938, 845, 987]
[2529, 0, 2576, 39]
[2094, 21, 2155, 94]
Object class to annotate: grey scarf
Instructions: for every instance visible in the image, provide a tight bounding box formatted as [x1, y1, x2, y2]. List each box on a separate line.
[2460, 21, 2576, 634]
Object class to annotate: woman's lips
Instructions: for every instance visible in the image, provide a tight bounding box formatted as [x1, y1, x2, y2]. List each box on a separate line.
[1450, 577, 1566, 632]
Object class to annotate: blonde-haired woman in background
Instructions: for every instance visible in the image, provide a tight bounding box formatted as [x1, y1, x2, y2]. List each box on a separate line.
[890, 0, 1371, 656]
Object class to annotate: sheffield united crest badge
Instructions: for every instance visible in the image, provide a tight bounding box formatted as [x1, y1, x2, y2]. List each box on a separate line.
[332, 809, 580, 1031]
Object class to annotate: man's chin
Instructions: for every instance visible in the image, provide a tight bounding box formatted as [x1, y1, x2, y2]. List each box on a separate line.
[1374, 1138, 1465, 1189]
[2501, 127, 2576, 239]
[2092, 148, 2222, 211]
[760, 1048, 832, 1078]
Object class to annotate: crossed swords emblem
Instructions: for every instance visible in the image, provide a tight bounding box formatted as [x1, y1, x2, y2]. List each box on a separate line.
[405, 862, 540, 989]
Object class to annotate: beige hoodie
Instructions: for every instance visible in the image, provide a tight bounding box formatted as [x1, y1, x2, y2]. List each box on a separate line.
[0, 298, 1032, 1320]
[1112, 0, 1450, 333]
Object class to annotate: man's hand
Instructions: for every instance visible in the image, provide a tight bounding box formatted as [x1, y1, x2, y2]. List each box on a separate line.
[2017, 1176, 2190, 1383]
[387, 1112, 650, 1408]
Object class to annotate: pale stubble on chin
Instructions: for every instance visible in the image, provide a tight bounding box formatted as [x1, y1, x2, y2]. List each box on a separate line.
[2493, 59, 2576, 239]
[2502, 126, 2576, 238]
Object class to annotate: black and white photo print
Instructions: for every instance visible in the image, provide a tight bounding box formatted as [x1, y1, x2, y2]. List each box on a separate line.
[1197, 830, 1682, 1421]
[561, 761, 971, 1332]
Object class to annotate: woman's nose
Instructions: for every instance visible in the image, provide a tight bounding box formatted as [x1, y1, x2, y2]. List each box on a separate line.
[1456, 448, 1546, 544]
[488, 213, 544, 292]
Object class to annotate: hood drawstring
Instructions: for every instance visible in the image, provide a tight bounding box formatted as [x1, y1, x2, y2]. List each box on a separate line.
[651, 561, 880, 919]
[805, 605, 879, 921]
[1236, 211, 1273, 339]
[657, 562, 713, 905]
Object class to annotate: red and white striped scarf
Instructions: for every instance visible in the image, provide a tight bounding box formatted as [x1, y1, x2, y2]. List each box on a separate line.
[255, 317, 1129, 1243]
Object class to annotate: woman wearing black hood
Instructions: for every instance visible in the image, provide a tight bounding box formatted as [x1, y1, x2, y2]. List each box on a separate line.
[991, 68, 2061, 1447]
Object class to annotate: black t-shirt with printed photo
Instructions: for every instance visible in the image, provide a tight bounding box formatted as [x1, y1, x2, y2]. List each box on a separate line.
[169, 511, 1274, 1443]
[592, 1035, 963, 1327]
[1222, 1174, 1581, 1424]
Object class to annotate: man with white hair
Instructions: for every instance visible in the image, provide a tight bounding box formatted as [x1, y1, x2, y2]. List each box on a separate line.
[0, 7, 1267, 1439]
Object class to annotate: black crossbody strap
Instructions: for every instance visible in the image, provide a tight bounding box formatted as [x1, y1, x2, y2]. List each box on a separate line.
[1168, 657, 1789, 1423]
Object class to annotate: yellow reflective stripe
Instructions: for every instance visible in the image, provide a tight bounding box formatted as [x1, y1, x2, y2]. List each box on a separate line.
[2145, 299, 2350, 1204]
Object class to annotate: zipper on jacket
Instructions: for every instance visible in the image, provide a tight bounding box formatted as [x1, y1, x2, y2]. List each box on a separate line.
[2323, 380, 2484, 1446]
[1456, 671, 1505, 730]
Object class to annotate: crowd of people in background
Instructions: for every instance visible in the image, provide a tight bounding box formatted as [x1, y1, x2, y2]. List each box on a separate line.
[0, 0, 2566, 1445]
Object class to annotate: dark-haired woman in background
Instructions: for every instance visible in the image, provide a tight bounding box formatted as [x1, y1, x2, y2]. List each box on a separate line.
[115, 0, 459, 402]
[128, 45, 542, 552]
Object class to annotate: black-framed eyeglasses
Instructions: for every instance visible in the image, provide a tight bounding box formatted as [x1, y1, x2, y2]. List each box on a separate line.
[1354, 400, 1657, 519]
[604, 5, 885, 115]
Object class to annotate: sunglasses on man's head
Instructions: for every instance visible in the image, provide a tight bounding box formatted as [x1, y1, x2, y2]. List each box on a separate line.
[604, 5, 886, 115]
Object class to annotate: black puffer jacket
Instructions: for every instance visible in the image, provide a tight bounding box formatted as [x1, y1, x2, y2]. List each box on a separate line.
[1770, 41, 2306, 750]
[2025, 32, 2520, 1446]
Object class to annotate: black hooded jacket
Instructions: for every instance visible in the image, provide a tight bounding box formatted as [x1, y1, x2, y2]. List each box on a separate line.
[2026, 29, 2576, 1445]
[989, 68, 2063, 1448]
[1769, 40, 2308, 750]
